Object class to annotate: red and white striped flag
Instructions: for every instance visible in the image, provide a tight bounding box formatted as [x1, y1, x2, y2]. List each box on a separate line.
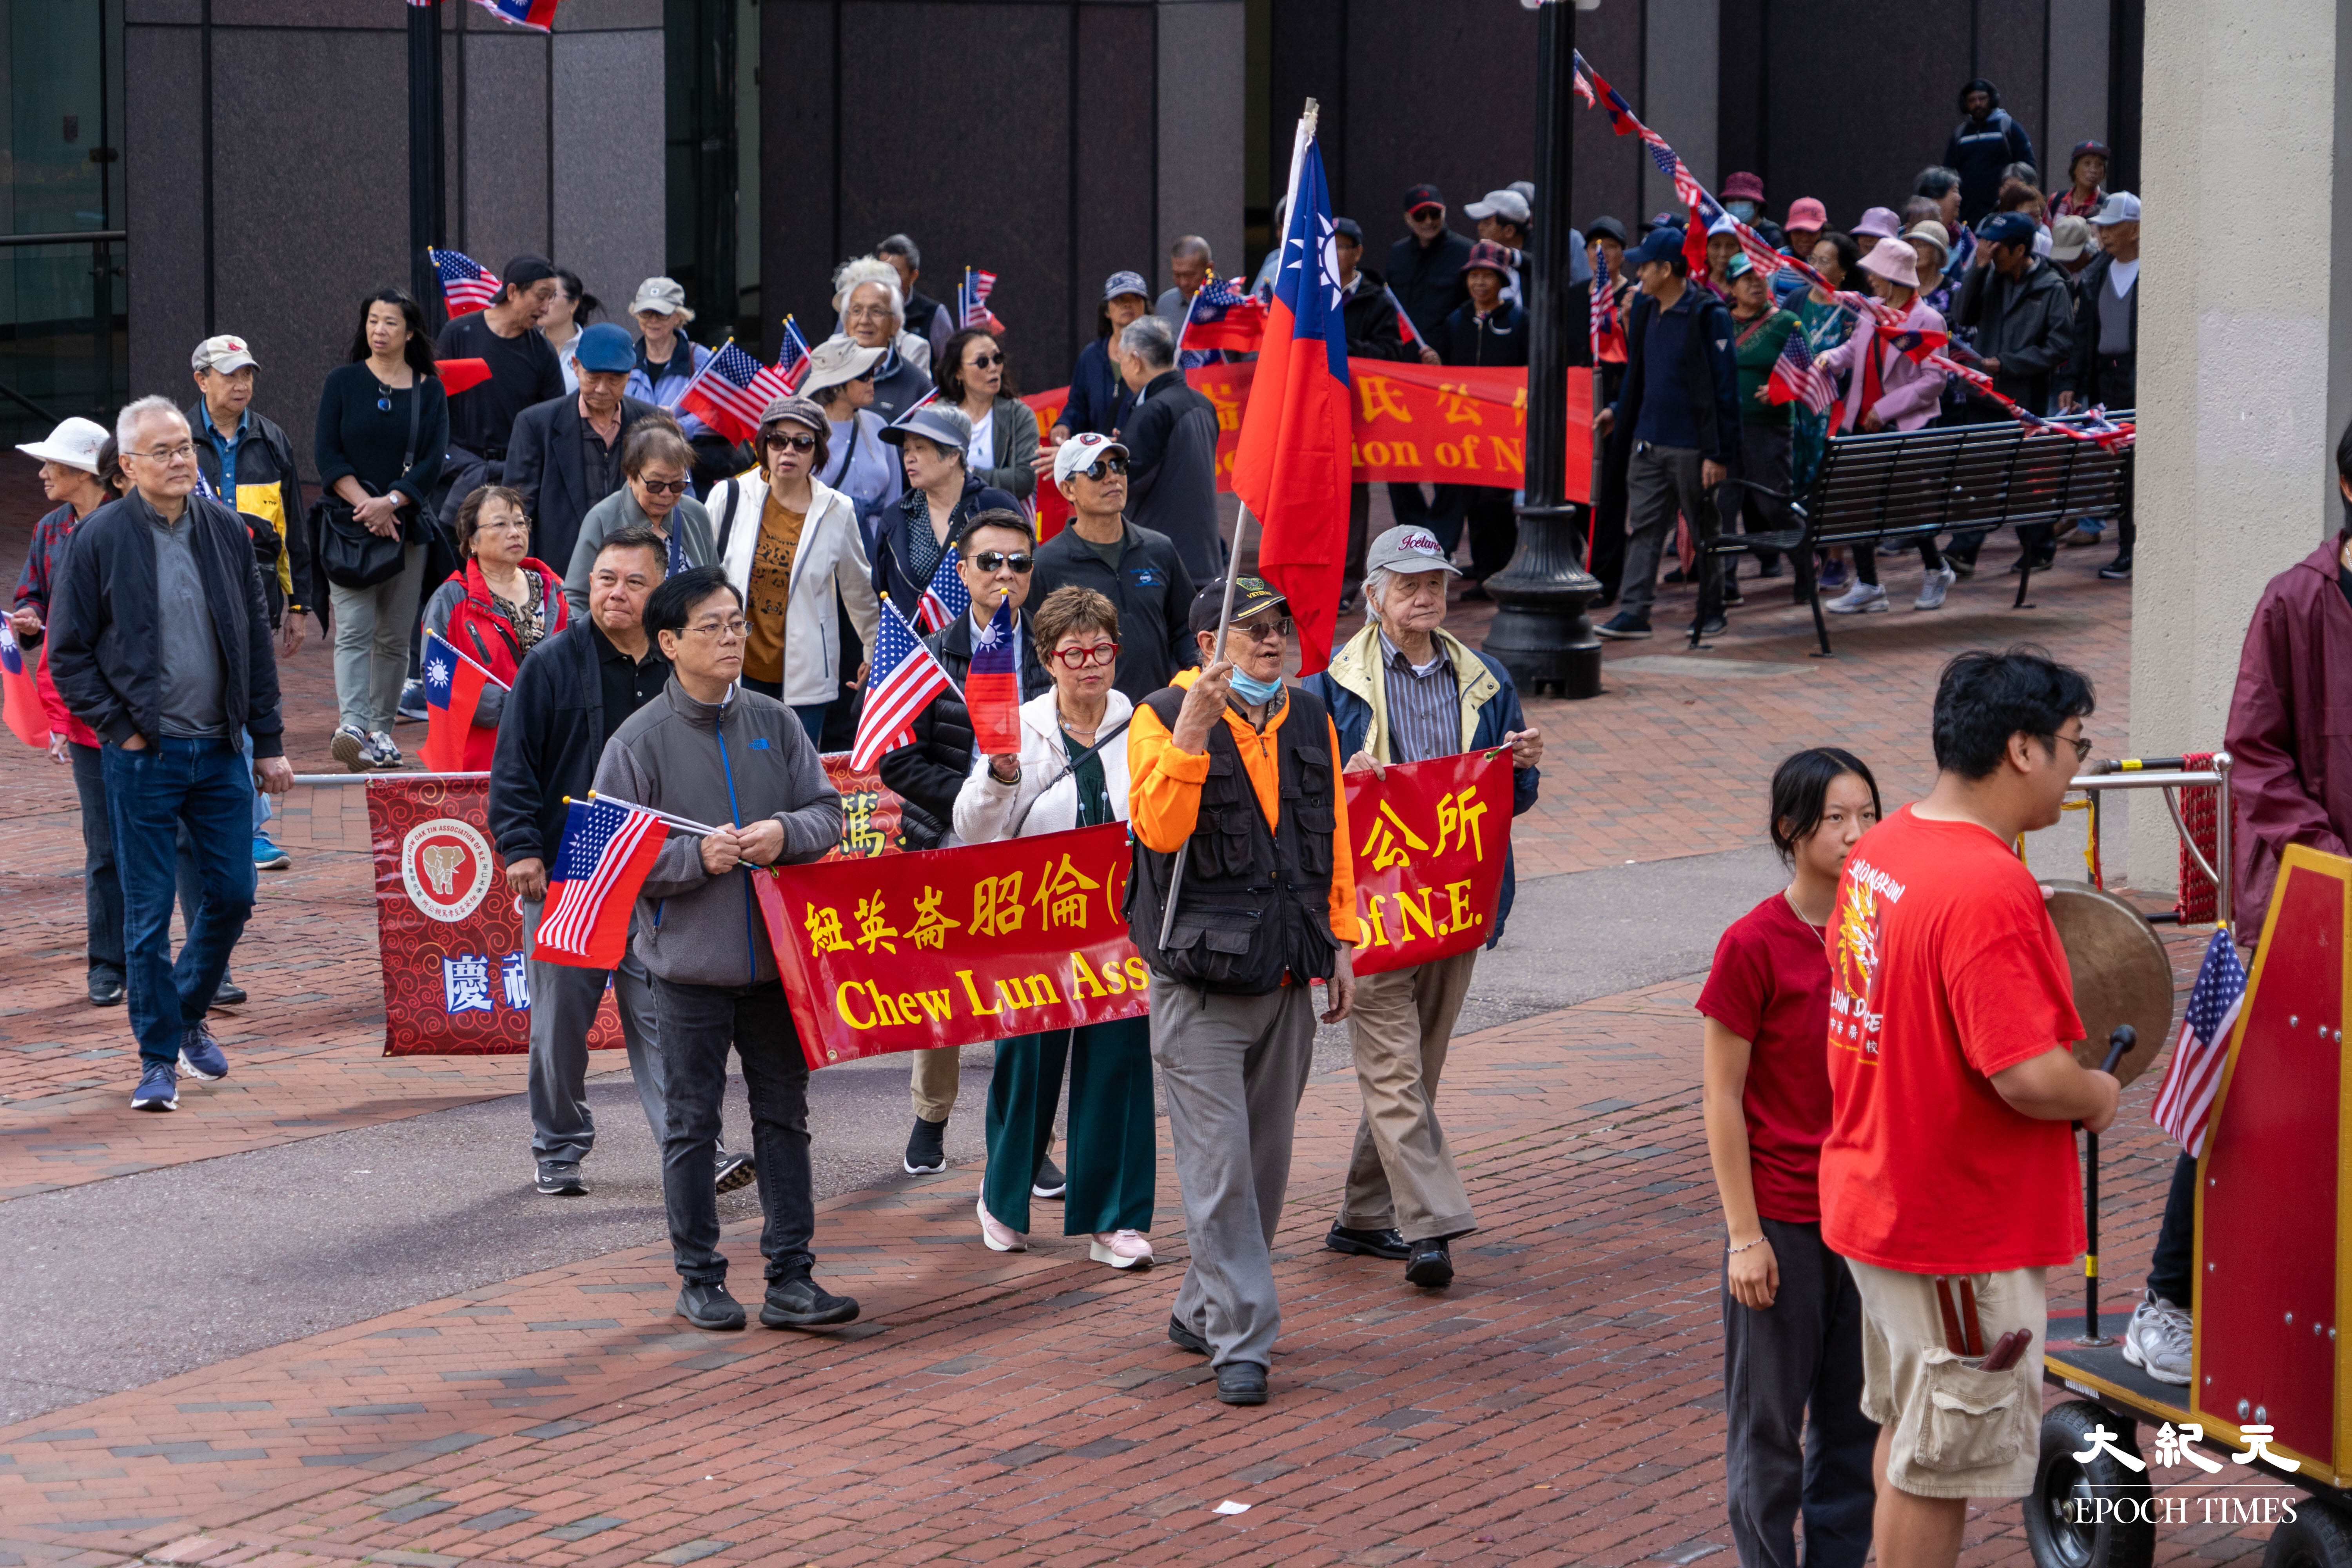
[677, 339, 797, 445]
[2149, 930, 2249, 1158]
[532, 798, 668, 969]
[852, 598, 955, 772]
[429, 249, 501, 316]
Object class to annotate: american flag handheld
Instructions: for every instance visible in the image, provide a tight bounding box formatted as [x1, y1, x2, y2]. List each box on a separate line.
[533, 799, 668, 969]
[851, 598, 955, 773]
[428, 249, 501, 316]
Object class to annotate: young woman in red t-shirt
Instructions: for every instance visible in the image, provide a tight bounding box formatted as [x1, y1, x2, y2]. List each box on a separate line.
[1698, 747, 1882, 1568]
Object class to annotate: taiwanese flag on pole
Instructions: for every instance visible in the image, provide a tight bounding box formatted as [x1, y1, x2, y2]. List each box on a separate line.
[0, 621, 49, 746]
[964, 595, 1022, 757]
[1229, 107, 1352, 677]
[419, 629, 506, 771]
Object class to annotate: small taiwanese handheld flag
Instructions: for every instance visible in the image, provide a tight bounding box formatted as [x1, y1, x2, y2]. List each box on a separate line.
[1184, 273, 1267, 353]
[964, 595, 1022, 757]
[0, 621, 50, 747]
[419, 629, 507, 772]
[532, 798, 668, 969]
[436, 358, 493, 396]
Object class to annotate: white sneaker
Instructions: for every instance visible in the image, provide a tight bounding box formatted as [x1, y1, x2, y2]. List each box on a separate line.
[331, 724, 372, 773]
[1089, 1230, 1154, 1270]
[365, 731, 405, 769]
[976, 1196, 1027, 1252]
[2121, 1290, 2192, 1385]
[1914, 565, 1956, 610]
[1825, 581, 1888, 615]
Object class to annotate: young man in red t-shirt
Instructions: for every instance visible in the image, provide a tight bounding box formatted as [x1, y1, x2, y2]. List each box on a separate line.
[1819, 649, 2120, 1567]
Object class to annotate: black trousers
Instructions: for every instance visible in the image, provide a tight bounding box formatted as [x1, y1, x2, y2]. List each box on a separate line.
[2147, 1149, 2197, 1307]
[1722, 1217, 1877, 1568]
[1463, 487, 1517, 583]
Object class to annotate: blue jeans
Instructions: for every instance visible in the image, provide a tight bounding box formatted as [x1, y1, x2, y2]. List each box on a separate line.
[101, 737, 257, 1067]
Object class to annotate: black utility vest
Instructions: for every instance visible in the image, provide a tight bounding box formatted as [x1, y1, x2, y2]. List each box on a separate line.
[1127, 684, 1341, 995]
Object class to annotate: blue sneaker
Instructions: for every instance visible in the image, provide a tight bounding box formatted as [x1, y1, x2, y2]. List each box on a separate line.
[179, 1022, 228, 1082]
[132, 1060, 179, 1111]
[253, 835, 290, 871]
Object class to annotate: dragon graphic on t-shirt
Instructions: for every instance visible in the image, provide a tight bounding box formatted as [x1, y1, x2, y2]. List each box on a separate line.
[1829, 860, 1889, 1058]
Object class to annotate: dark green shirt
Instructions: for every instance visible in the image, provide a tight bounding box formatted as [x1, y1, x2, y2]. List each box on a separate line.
[1731, 307, 1801, 429]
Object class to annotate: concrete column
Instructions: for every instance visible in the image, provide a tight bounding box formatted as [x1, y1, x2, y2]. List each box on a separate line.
[2044, 0, 2110, 169]
[2128, 0, 2352, 890]
[1641, 0, 1717, 209]
[1157, 0, 1247, 296]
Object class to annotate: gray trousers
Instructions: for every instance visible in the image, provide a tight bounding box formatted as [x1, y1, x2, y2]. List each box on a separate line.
[1722, 1216, 1878, 1568]
[329, 542, 426, 734]
[1149, 974, 1317, 1371]
[521, 897, 666, 1165]
[1619, 442, 1717, 623]
[1338, 948, 1478, 1242]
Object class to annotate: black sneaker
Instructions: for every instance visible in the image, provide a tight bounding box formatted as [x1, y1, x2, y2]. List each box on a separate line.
[1031, 1157, 1066, 1200]
[2009, 552, 2057, 574]
[1214, 1363, 1269, 1405]
[88, 966, 125, 1007]
[760, 1275, 859, 1329]
[535, 1160, 588, 1196]
[1946, 554, 1977, 579]
[1326, 1222, 1410, 1261]
[1168, 1315, 1210, 1356]
[1594, 612, 1652, 641]
[902, 1116, 947, 1174]
[1719, 583, 1745, 607]
[1405, 1239, 1456, 1289]
[2098, 554, 2133, 581]
[677, 1280, 745, 1331]
[714, 1149, 757, 1194]
[1691, 613, 1728, 637]
[211, 980, 247, 1007]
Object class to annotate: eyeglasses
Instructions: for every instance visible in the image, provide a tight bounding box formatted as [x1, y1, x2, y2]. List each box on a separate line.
[967, 352, 1004, 370]
[129, 442, 197, 464]
[1078, 456, 1127, 480]
[1227, 616, 1292, 645]
[636, 475, 690, 495]
[479, 518, 531, 534]
[844, 303, 893, 323]
[764, 432, 817, 453]
[2052, 732, 2094, 764]
[967, 550, 1034, 574]
[1047, 640, 1120, 669]
[682, 617, 750, 641]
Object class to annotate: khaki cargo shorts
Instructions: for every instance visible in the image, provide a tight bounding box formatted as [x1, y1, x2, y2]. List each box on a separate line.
[1846, 1257, 2047, 1500]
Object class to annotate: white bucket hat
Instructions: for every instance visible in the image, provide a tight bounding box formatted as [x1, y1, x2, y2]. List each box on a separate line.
[16, 416, 109, 475]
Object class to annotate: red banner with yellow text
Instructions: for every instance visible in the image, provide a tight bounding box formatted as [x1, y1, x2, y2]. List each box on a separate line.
[368, 777, 624, 1056]
[818, 752, 906, 859]
[1346, 750, 1515, 978]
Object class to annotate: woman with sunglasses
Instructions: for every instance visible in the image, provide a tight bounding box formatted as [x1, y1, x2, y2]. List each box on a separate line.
[561, 422, 714, 615]
[709, 394, 881, 746]
[801, 334, 903, 544]
[939, 327, 1037, 503]
[951, 584, 1154, 1269]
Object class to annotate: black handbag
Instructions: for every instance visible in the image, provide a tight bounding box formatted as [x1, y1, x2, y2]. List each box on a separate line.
[319, 381, 421, 589]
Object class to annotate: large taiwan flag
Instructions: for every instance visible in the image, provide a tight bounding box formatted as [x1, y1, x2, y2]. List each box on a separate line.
[1229, 123, 1352, 676]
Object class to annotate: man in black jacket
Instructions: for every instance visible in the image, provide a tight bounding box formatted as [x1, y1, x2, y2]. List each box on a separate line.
[1951, 211, 2077, 571]
[49, 396, 293, 1112]
[881, 508, 1052, 1175]
[2059, 192, 2140, 580]
[1030, 433, 1196, 699]
[1115, 314, 1223, 581]
[1944, 79, 2037, 222]
[1386, 183, 1475, 536]
[506, 323, 664, 580]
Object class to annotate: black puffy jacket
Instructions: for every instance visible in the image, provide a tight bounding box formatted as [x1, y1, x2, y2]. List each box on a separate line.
[878, 608, 1051, 849]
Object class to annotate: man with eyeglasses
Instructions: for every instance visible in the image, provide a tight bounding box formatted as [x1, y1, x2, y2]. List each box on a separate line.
[880, 507, 1054, 1177]
[1028, 433, 1196, 701]
[592, 564, 853, 1333]
[1128, 577, 1360, 1406]
[49, 396, 294, 1112]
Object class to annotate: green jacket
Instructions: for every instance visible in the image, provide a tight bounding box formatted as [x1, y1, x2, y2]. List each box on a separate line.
[1731, 307, 1800, 429]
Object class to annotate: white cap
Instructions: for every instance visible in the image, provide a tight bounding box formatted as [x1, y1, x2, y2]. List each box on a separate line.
[16, 416, 109, 475]
[628, 276, 695, 320]
[1463, 189, 1532, 225]
[1053, 432, 1129, 486]
[2090, 191, 2141, 226]
[191, 334, 258, 374]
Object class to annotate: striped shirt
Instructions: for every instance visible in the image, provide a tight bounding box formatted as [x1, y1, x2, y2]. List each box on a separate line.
[1380, 632, 1459, 764]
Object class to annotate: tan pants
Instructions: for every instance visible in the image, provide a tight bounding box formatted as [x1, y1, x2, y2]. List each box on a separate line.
[911, 1045, 961, 1122]
[1337, 947, 1479, 1243]
[1847, 1257, 2046, 1501]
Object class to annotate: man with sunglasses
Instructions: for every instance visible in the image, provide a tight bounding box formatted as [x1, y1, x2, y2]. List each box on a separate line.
[879, 508, 1054, 1176]
[1385, 185, 1474, 535]
[1029, 433, 1196, 701]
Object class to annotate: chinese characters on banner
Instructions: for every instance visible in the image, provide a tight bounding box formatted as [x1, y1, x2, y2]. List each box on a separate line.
[1345, 750, 1515, 978]
[367, 777, 625, 1056]
[817, 752, 906, 860]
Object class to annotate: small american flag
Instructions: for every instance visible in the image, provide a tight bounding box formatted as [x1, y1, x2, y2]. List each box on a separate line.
[1589, 272, 1625, 363]
[852, 599, 955, 772]
[961, 268, 1004, 331]
[916, 547, 971, 635]
[677, 339, 796, 445]
[2149, 930, 2249, 1158]
[534, 798, 666, 967]
[430, 249, 501, 316]
[775, 316, 813, 393]
[1766, 328, 1833, 413]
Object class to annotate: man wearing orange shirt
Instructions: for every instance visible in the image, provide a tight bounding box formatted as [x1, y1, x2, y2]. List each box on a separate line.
[1127, 577, 1359, 1408]
[1820, 648, 2120, 1568]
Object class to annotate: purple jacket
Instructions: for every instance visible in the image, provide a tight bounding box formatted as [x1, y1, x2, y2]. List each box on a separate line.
[1818, 300, 1949, 433]
[2226, 541, 2352, 935]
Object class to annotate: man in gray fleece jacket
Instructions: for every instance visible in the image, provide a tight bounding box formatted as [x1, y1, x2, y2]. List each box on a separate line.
[592, 564, 851, 1333]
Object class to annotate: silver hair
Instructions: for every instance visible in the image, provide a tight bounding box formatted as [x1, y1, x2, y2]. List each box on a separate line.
[875, 233, 921, 270]
[1362, 567, 1396, 618]
[830, 256, 906, 326]
[1119, 312, 1176, 370]
[1169, 234, 1212, 263]
[115, 394, 185, 451]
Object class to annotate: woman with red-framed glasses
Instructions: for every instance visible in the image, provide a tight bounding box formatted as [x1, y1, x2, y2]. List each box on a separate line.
[952, 584, 1155, 1271]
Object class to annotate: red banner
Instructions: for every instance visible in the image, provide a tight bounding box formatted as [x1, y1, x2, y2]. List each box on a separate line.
[368, 777, 623, 1056]
[765, 822, 1147, 1068]
[818, 752, 906, 859]
[1346, 750, 1515, 978]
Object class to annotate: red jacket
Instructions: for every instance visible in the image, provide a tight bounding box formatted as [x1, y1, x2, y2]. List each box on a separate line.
[2225, 540, 2352, 935]
[430, 556, 570, 693]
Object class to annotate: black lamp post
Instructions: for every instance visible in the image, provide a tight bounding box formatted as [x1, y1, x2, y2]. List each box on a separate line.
[1483, 0, 1605, 700]
[408, 0, 446, 322]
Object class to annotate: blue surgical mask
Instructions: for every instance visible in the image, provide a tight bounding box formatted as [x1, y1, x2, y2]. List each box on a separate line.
[1227, 668, 1284, 706]
[1725, 200, 1758, 223]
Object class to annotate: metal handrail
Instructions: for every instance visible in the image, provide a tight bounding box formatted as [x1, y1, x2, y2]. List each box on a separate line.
[0, 230, 124, 247]
[2066, 751, 2233, 929]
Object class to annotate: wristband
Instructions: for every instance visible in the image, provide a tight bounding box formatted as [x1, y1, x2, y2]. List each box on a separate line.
[1726, 1236, 1766, 1256]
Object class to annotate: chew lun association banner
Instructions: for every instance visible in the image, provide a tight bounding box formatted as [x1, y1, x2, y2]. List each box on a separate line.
[818, 752, 906, 859]
[368, 777, 623, 1056]
[1345, 749, 1515, 978]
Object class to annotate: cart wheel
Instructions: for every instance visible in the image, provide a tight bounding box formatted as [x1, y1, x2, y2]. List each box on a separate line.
[2264, 1501, 2352, 1568]
[2024, 1400, 2155, 1568]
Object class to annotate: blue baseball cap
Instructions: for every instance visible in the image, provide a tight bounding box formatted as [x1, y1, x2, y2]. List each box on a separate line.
[1976, 211, 2039, 249]
[574, 321, 635, 374]
[1622, 227, 1686, 270]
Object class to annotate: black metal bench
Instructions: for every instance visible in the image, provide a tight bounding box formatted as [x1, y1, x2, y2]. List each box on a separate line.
[1698, 409, 2136, 654]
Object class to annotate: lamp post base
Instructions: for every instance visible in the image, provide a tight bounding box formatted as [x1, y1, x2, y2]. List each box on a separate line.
[1486, 501, 1604, 700]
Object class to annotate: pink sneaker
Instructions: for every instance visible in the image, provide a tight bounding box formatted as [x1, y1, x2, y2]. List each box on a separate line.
[977, 1197, 1027, 1252]
[1089, 1230, 1154, 1269]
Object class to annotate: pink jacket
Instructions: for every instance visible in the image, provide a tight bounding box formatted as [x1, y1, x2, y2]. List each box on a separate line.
[1818, 299, 1949, 433]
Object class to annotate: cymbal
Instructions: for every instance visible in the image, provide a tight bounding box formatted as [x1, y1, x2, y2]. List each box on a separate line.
[2047, 884, 2176, 1089]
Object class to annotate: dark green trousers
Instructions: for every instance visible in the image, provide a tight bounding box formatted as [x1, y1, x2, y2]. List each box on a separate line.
[981, 1016, 1156, 1236]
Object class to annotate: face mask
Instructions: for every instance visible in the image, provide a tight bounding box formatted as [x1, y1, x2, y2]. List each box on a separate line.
[1227, 668, 1284, 706]
[1725, 200, 1757, 223]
